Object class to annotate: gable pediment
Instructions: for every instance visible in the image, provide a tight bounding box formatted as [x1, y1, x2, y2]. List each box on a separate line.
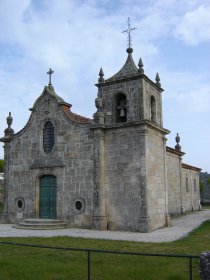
[31, 85, 70, 112]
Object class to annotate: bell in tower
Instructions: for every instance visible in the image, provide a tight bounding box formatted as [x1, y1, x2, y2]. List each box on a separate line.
[116, 93, 127, 123]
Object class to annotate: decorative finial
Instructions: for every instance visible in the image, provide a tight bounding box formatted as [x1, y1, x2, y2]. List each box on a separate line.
[5, 112, 14, 136]
[138, 58, 144, 74]
[98, 67, 105, 83]
[175, 133, 181, 151]
[155, 72, 161, 87]
[7, 112, 13, 128]
[47, 68, 54, 86]
[122, 17, 137, 51]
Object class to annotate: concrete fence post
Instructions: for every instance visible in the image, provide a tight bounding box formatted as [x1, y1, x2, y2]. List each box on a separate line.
[200, 251, 210, 279]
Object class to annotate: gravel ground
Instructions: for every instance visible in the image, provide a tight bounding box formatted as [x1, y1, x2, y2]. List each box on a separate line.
[0, 210, 209, 243]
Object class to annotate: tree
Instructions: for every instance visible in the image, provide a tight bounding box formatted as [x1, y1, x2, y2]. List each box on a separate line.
[0, 159, 4, 173]
[200, 181, 205, 203]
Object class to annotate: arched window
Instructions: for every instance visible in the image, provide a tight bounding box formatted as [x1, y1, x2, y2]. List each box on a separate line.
[116, 93, 127, 123]
[186, 177, 189, 193]
[43, 121, 54, 154]
[151, 96, 156, 122]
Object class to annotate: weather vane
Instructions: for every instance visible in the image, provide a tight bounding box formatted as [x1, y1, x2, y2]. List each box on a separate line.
[122, 17, 137, 48]
[47, 68, 54, 86]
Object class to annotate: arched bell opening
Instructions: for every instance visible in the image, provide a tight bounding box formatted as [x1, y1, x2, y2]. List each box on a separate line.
[150, 95, 156, 122]
[115, 93, 127, 123]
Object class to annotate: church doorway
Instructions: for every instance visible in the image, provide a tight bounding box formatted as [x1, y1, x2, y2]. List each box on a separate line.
[39, 175, 56, 219]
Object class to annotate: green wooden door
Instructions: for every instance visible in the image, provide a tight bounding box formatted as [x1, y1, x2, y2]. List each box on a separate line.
[39, 175, 56, 219]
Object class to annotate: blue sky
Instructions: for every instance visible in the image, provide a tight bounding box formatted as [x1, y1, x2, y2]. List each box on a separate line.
[0, 0, 210, 172]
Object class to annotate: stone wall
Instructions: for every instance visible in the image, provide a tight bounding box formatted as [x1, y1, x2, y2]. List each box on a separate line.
[166, 151, 182, 216]
[181, 165, 200, 212]
[146, 127, 167, 231]
[104, 124, 147, 232]
[167, 149, 200, 216]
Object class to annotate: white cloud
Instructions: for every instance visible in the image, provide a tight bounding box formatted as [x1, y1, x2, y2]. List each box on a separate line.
[0, 0, 30, 42]
[167, 86, 210, 113]
[0, 0, 209, 171]
[175, 5, 210, 45]
[161, 67, 210, 114]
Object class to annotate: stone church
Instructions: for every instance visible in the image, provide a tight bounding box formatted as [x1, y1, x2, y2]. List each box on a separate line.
[0, 45, 201, 232]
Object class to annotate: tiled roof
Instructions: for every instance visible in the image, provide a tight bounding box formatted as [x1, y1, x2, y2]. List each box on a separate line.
[182, 163, 201, 172]
[62, 105, 91, 124]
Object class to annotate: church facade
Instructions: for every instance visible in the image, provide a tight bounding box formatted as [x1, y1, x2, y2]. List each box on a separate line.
[0, 46, 200, 232]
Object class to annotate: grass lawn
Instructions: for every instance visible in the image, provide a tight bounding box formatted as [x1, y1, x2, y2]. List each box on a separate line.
[0, 220, 210, 280]
[202, 205, 210, 210]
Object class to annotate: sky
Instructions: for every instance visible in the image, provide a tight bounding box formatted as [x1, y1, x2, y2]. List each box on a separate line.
[0, 0, 209, 172]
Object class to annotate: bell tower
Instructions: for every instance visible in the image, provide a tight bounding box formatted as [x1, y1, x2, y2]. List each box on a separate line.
[94, 46, 164, 128]
[92, 19, 170, 232]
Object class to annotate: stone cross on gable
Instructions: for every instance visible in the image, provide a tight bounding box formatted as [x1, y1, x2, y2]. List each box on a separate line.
[122, 17, 137, 48]
[47, 68, 54, 86]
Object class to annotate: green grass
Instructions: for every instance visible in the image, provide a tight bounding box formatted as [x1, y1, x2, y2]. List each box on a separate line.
[1, 221, 210, 279]
[202, 205, 210, 210]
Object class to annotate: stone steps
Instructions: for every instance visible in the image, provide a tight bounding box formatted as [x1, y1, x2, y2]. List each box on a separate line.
[13, 218, 68, 230]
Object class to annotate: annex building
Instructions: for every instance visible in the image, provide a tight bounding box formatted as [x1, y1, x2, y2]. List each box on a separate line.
[0, 45, 201, 232]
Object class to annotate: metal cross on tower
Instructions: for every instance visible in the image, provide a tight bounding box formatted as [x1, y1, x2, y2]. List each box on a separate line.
[122, 17, 137, 48]
[47, 68, 54, 86]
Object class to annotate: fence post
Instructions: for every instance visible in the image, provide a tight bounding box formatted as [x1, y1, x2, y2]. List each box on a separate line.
[200, 251, 210, 279]
[87, 250, 91, 280]
[189, 257, 192, 280]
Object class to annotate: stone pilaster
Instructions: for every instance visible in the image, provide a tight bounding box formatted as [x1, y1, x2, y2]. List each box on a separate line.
[0, 113, 14, 223]
[91, 127, 107, 230]
[0, 141, 12, 223]
[163, 136, 170, 227]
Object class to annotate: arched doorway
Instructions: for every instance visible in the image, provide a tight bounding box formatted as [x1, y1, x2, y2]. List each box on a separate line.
[39, 175, 56, 219]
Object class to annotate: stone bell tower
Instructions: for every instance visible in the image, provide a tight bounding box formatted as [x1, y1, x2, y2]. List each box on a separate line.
[92, 20, 170, 232]
[94, 47, 164, 127]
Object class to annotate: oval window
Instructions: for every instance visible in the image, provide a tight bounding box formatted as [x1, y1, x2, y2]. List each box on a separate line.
[75, 200, 82, 211]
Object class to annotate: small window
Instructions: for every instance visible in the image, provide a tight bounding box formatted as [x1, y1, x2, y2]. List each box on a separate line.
[75, 200, 82, 211]
[194, 178, 197, 192]
[186, 177, 189, 193]
[151, 95, 156, 122]
[15, 197, 25, 212]
[17, 200, 23, 208]
[43, 121, 54, 154]
[72, 198, 85, 214]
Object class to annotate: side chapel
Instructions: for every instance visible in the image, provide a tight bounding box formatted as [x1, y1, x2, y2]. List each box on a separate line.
[0, 34, 201, 232]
